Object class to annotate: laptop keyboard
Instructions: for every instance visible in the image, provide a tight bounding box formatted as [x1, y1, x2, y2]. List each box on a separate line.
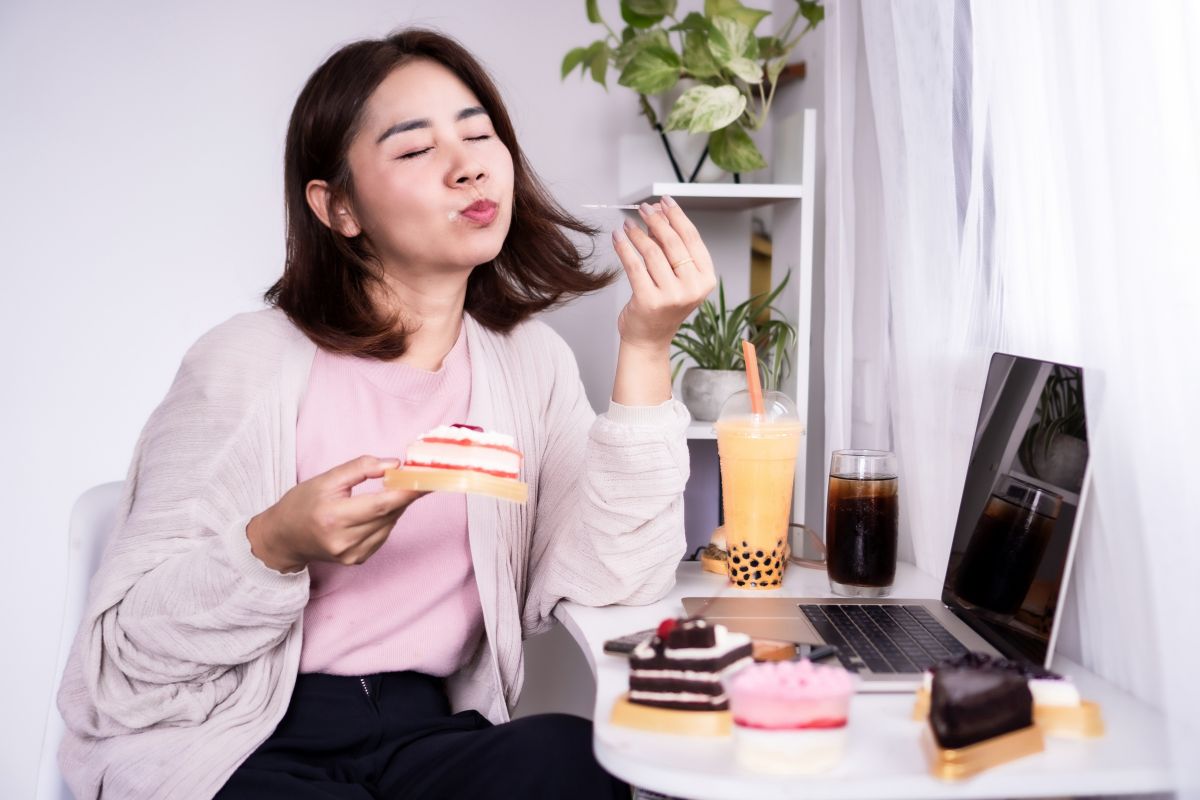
[799, 604, 970, 674]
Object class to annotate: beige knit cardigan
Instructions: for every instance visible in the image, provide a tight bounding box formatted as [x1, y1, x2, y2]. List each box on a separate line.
[56, 309, 690, 799]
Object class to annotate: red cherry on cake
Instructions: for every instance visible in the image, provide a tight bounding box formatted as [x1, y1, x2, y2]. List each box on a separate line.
[656, 618, 677, 638]
[451, 423, 485, 432]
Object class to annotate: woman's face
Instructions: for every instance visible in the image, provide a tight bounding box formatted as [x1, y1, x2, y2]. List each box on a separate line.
[341, 58, 514, 277]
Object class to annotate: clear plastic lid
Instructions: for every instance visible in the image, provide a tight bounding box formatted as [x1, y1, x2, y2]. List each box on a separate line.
[715, 390, 802, 430]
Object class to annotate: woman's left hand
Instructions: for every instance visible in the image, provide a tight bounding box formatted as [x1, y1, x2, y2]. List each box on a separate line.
[613, 196, 717, 351]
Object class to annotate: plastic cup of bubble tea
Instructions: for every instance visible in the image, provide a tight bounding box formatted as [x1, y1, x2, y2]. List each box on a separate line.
[714, 390, 804, 590]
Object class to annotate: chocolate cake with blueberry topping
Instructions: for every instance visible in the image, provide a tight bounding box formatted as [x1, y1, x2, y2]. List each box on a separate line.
[628, 618, 753, 711]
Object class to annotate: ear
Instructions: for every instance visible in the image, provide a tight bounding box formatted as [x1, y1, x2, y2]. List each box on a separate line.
[305, 179, 361, 237]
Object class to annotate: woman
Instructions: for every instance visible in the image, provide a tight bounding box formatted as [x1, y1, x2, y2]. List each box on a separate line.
[57, 29, 715, 799]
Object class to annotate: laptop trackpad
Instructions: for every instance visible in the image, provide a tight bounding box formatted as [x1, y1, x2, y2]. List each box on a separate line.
[681, 597, 821, 644]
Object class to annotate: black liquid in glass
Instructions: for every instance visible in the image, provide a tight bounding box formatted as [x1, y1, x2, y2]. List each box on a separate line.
[954, 495, 1055, 616]
[825, 475, 899, 588]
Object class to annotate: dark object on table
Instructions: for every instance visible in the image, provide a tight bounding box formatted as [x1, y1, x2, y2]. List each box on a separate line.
[929, 667, 1033, 749]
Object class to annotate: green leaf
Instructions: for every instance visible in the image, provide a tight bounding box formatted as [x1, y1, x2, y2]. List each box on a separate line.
[586, 0, 602, 24]
[617, 45, 681, 94]
[705, 0, 772, 33]
[615, 27, 670, 69]
[726, 56, 762, 84]
[757, 36, 785, 59]
[682, 31, 721, 78]
[766, 56, 787, 85]
[561, 47, 589, 79]
[669, 12, 710, 33]
[588, 43, 611, 87]
[798, 0, 825, 27]
[627, 0, 677, 16]
[708, 17, 753, 65]
[708, 123, 767, 172]
[621, 0, 665, 28]
[672, 84, 746, 133]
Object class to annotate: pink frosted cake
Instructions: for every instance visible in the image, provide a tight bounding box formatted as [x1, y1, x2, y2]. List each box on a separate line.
[402, 423, 522, 479]
[726, 659, 855, 773]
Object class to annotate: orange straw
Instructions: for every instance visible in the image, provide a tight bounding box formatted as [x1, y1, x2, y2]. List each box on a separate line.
[741, 339, 765, 415]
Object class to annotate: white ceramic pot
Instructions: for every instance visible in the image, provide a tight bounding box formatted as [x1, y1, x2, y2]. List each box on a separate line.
[681, 368, 747, 421]
[1028, 433, 1089, 493]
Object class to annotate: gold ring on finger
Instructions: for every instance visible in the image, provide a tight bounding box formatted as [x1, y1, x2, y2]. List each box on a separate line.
[670, 257, 695, 271]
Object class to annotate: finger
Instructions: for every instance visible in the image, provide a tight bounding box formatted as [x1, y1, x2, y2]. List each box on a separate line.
[659, 195, 714, 277]
[612, 227, 657, 298]
[623, 218, 677, 290]
[338, 488, 426, 525]
[637, 202, 694, 275]
[323, 455, 402, 493]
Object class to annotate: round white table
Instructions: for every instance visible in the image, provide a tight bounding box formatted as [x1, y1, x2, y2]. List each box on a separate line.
[554, 561, 1175, 799]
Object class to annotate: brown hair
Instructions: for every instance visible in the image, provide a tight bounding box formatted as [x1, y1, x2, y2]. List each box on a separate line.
[266, 29, 616, 359]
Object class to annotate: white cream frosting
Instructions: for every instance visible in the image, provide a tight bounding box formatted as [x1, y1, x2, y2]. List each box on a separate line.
[630, 690, 728, 704]
[404, 441, 520, 476]
[418, 425, 517, 449]
[631, 656, 753, 683]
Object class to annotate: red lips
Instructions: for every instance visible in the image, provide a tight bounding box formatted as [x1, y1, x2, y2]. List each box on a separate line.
[459, 199, 498, 225]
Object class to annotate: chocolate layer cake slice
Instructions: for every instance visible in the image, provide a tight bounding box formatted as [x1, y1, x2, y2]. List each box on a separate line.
[929, 667, 1034, 749]
[628, 618, 753, 711]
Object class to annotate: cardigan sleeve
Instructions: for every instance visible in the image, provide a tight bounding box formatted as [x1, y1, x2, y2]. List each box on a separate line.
[523, 332, 690, 635]
[58, 315, 310, 737]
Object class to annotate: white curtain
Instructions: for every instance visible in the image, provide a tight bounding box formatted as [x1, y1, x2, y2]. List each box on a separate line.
[824, 0, 1200, 795]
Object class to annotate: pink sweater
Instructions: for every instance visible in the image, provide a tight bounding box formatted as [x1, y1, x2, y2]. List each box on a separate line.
[295, 326, 484, 677]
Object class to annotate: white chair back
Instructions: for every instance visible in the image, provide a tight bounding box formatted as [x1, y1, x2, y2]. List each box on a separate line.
[36, 482, 123, 800]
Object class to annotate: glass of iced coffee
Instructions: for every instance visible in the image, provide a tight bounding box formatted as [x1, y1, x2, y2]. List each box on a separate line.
[953, 475, 1063, 617]
[715, 390, 803, 590]
[825, 450, 899, 597]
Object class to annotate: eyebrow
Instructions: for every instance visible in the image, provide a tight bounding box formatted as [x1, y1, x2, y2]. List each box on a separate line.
[375, 106, 489, 144]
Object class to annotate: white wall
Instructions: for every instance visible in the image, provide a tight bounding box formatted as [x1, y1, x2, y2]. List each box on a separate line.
[0, 2, 656, 795]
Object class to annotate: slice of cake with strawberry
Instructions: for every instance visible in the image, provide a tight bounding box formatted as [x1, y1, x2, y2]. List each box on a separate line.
[384, 423, 527, 503]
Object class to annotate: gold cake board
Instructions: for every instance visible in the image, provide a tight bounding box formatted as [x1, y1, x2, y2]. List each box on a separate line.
[912, 687, 1105, 738]
[384, 467, 528, 503]
[610, 694, 732, 737]
[922, 724, 1045, 781]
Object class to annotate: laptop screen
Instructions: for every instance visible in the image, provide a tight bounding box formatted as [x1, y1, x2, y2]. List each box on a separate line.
[940, 353, 1089, 665]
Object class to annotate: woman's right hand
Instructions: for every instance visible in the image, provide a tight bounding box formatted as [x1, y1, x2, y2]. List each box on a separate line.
[246, 456, 426, 573]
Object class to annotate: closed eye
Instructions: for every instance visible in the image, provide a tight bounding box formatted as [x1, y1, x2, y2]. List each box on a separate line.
[467, 135, 491, 142]
[398, 147, 432, 160]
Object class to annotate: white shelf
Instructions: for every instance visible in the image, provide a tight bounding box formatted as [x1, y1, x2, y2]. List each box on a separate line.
[686, 421, 718, 440]
[621, 182, 804, 210]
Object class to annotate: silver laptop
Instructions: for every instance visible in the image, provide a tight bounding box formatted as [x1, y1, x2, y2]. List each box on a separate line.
[684, 353, 1091, 691]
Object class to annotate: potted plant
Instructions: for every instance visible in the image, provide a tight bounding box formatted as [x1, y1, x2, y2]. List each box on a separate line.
[671, 271, 796, 420]
[1018, 365, 1089, 493]
[561, 0, 824, 180]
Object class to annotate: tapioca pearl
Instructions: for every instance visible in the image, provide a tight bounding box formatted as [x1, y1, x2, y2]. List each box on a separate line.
[761, 557, 772, 567]
[732, 556, 740, 564]
[755, 550, 764, 558]
[776, 538, 783, 548]
[753, 570, 762, 580]
[739, 565, 749, 573]
[742, 541, 749, 548]
[765, 569, 773, 576]
[736, 579, 746, 587]
[749, 560, 759, 568]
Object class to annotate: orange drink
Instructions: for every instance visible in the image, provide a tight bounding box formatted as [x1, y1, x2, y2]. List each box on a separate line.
[714, 391, 803, 590]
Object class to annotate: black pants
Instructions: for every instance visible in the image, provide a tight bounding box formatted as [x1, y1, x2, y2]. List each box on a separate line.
[215, 671, 629, 799]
